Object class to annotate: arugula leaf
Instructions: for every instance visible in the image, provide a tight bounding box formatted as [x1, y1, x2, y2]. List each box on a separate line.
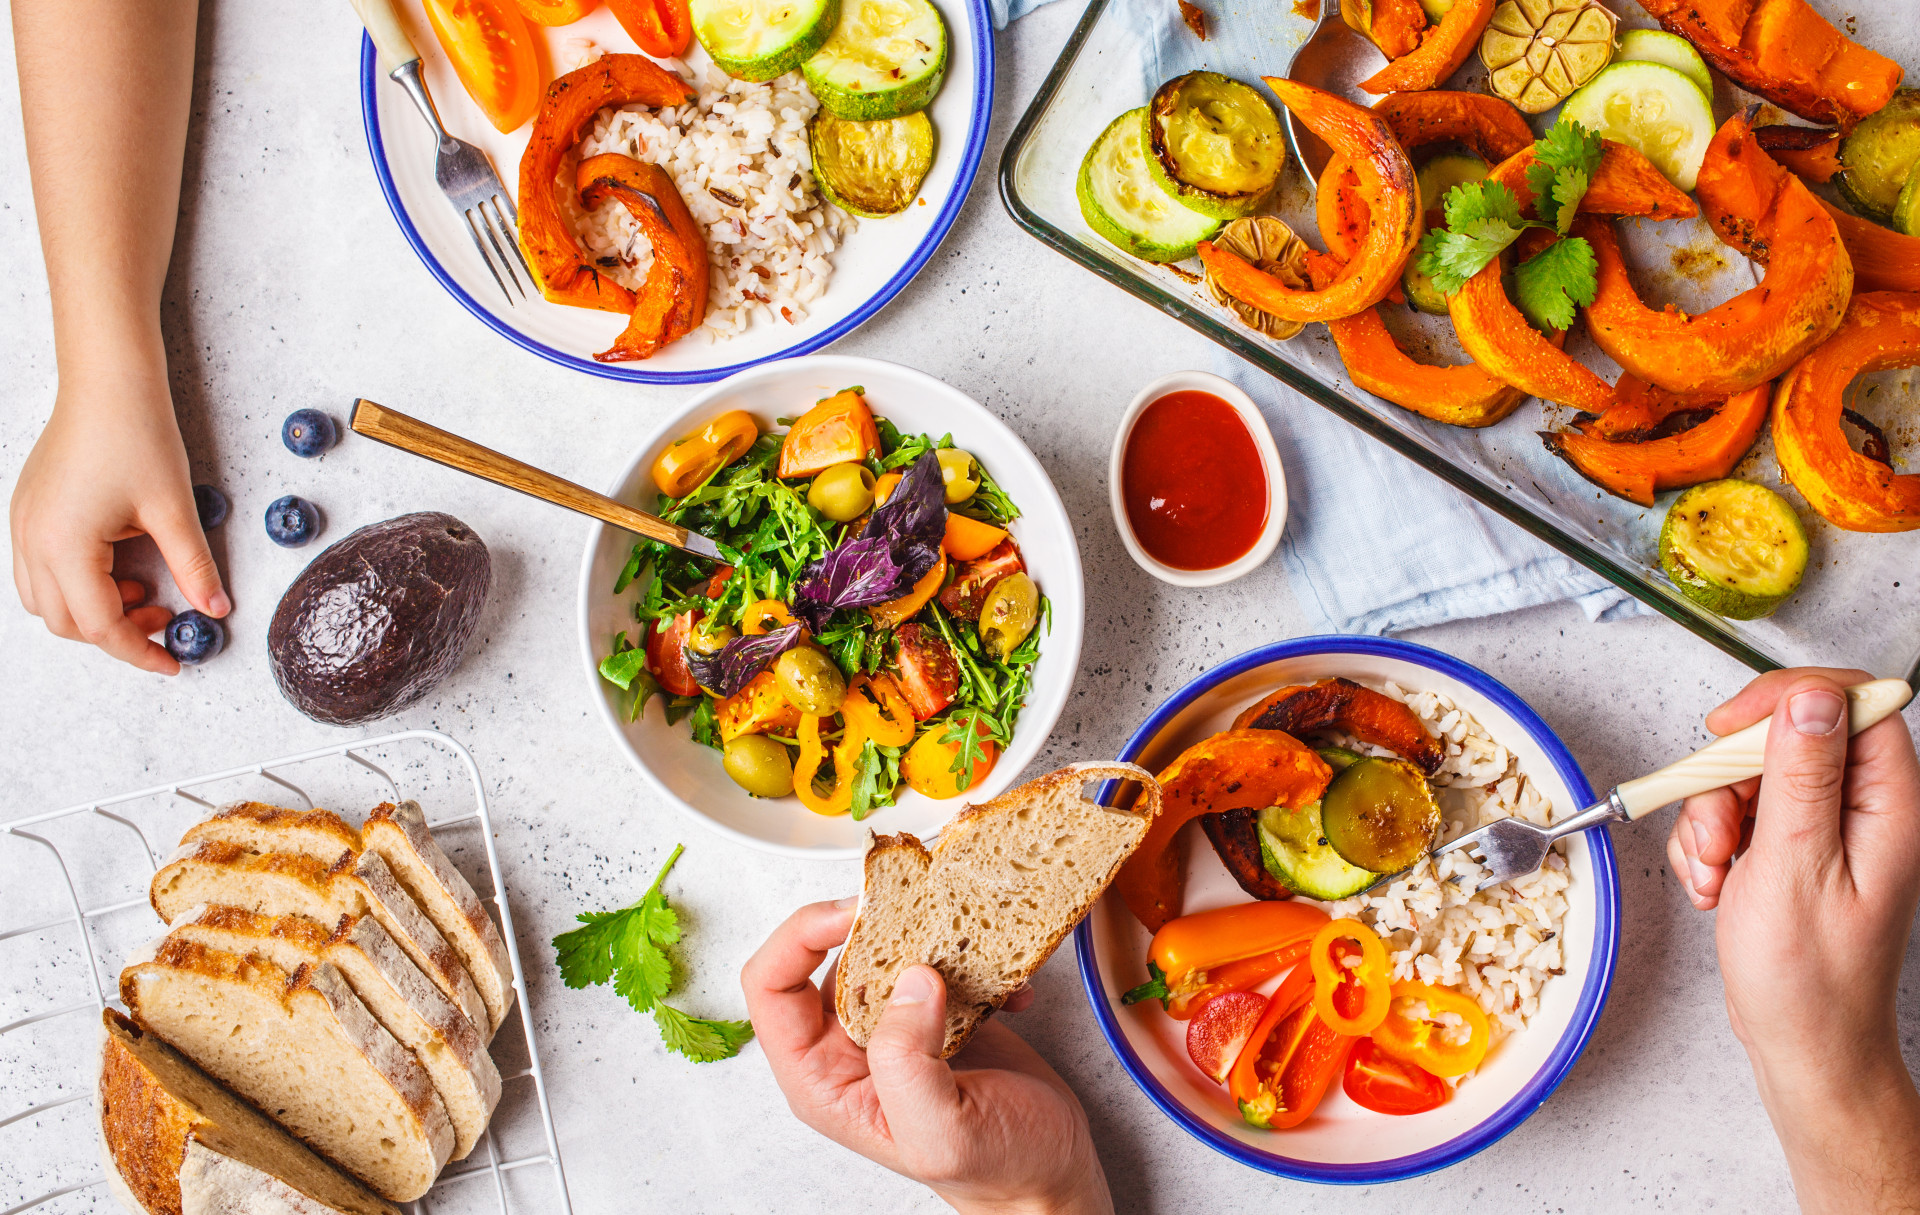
[1121, 960, 1171, 1009]
[940, 706, 1002, 789]
[849, 739, 902, 822]
[1527, 120, 1604, 233]
[1513, 236, 1599, 332]
[551, 844, 755, 1063]
[688, 696, 722, 750]
[599, 636, 648, 691]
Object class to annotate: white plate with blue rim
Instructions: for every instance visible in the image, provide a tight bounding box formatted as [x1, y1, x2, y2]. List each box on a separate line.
[1080, 636, 1619, 1182]
[358, 1, 992, 384]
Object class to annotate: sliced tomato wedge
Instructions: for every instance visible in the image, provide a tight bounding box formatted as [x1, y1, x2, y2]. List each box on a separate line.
[1343, 1038, 1447, 1115]
[936, 538, 1025, 622]
[645, 610, 701, 696]
[891, 623, 959, 720]
[421, 0, 543, 133]
[606, 0, 693, 57]
[1186, 990, 1267, 1083]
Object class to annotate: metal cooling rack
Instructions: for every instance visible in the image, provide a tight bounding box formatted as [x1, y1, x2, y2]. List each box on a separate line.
[0, 730, 572, 1215]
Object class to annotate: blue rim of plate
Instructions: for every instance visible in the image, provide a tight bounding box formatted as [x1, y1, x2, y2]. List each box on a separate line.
[1078, 635, 1620, 1184]
[356, 5, 995, 385]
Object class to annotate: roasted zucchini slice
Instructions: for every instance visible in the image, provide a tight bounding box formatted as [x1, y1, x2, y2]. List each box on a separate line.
[1144, 72, 1285, 221]
[809, 110, 935, 217]
[1319, 756, 1441, 874]
[693, 0, 840, 81]
[803, 0, 948, 120]
[1405, 153, 1489, 314]
[1837, 89, 1920, 223]
[1078, 108, 1223, 262]
[1258, 802, 1378, 901]
[1659, 479, 1809, 620]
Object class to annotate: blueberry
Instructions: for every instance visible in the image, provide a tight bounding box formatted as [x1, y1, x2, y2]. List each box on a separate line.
[165, 610, 226, 664]
[282, 409, 338, 458]
[193, 484, 229, 530]
[264, 495, 320, 547]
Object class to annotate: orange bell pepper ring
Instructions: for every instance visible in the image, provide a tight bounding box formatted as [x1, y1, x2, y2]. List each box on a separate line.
[651, 410, 759, 498]
[1371, 981, 1491, 1077]
[842, 675, 914, 748]
[794, 713, 866, 816]
[1120, 900, 1329, 1019]
[1310, 919, 1392, 1037]
[1228, 965, 1353, 1130]
[740, 599, 798, 635]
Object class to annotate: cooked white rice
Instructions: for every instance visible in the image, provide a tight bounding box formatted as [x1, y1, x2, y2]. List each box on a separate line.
[561, 44, 855, 341]
[1325, 680, 1571, 1062]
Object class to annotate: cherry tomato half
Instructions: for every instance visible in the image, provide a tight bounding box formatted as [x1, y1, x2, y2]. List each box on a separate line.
[421, 0, 543, 132]
[645, 610, 701, 697]
[1343, 1038, 1447, 1116]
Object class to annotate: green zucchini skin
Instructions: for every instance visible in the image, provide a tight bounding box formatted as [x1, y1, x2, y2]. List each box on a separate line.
[1838, 89, 1920, 223]
[693, 0, 841, 82]
[1077, 108, 1222, 262]
[1659, 479, 1809, 620]
[802, 0, 948, 120]
[1258, 802, 1378, 900]
[809, 110, 935, 217]
[1143, 72, 1285, 222]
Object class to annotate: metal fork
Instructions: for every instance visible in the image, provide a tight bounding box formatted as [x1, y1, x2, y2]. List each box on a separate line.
[350, 0, 535, 306]
[1431, 678, 1914, 892]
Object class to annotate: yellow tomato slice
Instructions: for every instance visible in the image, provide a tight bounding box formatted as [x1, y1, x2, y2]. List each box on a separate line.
[901, 718, 996, 800]
[421, 0, 543, 133]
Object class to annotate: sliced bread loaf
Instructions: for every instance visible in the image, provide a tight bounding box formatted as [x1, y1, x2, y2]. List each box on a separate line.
[150, 842, 489, 1039]
[181, 803, 362, 865]
[835, 762, 1160, 1058]
[120, 940, 453, 1202]
[98, 1009, 400, 1215]
[362, 801, 515, 1037]
[167, 905, 501, 1160]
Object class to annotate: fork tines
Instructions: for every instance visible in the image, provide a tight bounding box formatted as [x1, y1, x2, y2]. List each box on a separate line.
[463, 192, 535, 308]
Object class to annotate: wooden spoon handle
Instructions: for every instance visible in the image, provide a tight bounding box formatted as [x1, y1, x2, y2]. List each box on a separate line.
[349, 398, 713, 556]
[1615, 678, 1913, 819]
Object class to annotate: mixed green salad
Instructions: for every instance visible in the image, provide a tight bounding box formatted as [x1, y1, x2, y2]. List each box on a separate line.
[599, 388, 1048, 819]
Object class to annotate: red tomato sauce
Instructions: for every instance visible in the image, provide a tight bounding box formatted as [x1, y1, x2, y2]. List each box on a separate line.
[1121, 391, 1269, 571]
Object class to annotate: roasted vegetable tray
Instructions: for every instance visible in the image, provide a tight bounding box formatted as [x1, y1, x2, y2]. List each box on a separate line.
[1001, 0, 1920, 680]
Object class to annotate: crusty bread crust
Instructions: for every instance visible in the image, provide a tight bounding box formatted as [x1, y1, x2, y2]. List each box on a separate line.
[835, 762, 1161, 1058]
[183, 804, 362, 866]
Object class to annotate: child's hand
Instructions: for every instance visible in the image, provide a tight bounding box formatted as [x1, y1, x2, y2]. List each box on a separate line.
[11, 363, 227, 674]
[742, 900, 1112, 1215]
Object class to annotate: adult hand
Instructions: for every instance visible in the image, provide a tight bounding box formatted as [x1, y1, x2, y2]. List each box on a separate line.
[741, 900, 1112, 1215]
[1667, 667, 1920, 1213]
[11, 360, 226, 675]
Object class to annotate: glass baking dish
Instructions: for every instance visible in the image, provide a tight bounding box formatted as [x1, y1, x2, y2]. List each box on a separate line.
[1000, 0, 1920, 680]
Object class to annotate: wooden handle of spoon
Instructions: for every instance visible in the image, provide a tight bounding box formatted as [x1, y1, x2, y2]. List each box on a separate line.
[349, 398, 697, 552]
[1614, 678, 1913, 819]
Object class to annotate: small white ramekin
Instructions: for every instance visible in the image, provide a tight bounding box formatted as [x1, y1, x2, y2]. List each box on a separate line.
[1108, 370, 1288, 588]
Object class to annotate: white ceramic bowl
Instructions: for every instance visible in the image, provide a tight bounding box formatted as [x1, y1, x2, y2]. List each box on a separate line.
[578, 356, 1085, 858]
[1078, 637, 1619, 1181]
[1107, 370, 1287, 587]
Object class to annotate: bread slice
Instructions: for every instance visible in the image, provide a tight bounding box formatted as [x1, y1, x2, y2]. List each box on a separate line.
[98, 1008, 400, 1215]
[150, 841, 489, 1039]
[120, 940, 453, 1202]
[181, 803, 363, 866]
[835, 762, 1161, 1058]
[361, 802, 515, 1037]
[167, 905, 501, 1160]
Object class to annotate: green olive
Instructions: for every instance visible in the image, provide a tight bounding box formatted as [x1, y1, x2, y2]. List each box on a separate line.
[774, 646, 849, 715]
[808, 462, 876, 522]
[723, 735, 795, 798]
[936, 448, 981, 505]
[978, 572, 1039, 660]
[686, 623, 736, 656]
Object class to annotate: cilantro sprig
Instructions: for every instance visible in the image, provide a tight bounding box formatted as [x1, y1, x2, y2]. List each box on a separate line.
[552, 844, 755, 1063]
[1411, 120, 1604, 332]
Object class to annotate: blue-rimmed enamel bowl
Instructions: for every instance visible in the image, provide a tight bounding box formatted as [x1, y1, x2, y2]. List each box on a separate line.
[357, 0, 992, 384]
[1078, 636, 1619, 1183]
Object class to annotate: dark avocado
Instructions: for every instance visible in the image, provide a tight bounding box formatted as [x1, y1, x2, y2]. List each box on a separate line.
[268, 512, 490, 726]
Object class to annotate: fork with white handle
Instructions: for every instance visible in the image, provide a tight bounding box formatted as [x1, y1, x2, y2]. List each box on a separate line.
[348, 0, 535, 305]
[1433, 678, 1915, 892]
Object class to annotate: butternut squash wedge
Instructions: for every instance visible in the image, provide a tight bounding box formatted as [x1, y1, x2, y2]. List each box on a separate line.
[1541, 381, 1771, 507]
[518, 55, 698, 313]
[1116, 730, 1333, 932]
[1582, 116, 1852, 396]
[1200, 80, 1419, 323]
[1233, 678, 1445, 775]
[1754, 124, 1841, 182]
[1772, 292, 1920, 532]
[1485, 140, 1697, 221]
[1323, 288, 1565, 426]
[576, 154, 709, 363]
[1700, 114, 1920, 295]
[1637, 0, 1901, 128]
[1447, 244, 1614, 410]
[1359, 0, 1496, 95]
[1584, 374, 1725, 441]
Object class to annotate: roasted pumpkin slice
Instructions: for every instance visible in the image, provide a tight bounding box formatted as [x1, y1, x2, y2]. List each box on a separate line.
[1637, 0, 1902, 128]
[1360, 0, 1496, 95]
[1115, 730, 1333, 933]
[1772, 292, 1920, 532]
[1485, 138, 1697, 221]
[518, 55, 698, 313]
[1323, 293, 1563, 427]
[1541, 381, 1771, 507]
[1199, 807, 1297, 902]
[1447, 239, 1614, 410]
[1199, 80, 1419, 323]
[576, 154, 710, 363]
[1233, 677, 1445, 776]
[1754, 124, 1842, 183]
[1583, 374, 1726, 441]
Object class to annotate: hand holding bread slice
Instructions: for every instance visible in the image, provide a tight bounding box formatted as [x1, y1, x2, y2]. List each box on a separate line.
[835, 762, 1161, 1059]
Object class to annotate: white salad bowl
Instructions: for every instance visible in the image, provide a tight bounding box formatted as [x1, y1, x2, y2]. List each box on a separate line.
[1079, 636, 1619, 1181]
[578, 355, 1085, 859]
[1107, 370, 1287, 588]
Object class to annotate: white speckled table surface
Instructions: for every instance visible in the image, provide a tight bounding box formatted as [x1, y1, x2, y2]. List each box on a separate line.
[3, 4, 1917, 1213]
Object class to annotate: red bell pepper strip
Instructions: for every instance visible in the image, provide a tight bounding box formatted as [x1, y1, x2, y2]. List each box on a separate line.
[1228, 965, 1354, 1130]
[606, 0, 693, 58]
[1343, 1037, 1447, 1115]
[1120, 901, 1330, 1019]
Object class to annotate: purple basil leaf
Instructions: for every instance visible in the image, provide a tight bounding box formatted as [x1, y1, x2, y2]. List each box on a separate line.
[794, 452, 947, 631]
[684, 623, 804, 699]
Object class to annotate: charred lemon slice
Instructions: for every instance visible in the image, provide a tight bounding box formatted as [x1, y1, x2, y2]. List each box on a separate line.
[1481, 0, 1617, 114]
